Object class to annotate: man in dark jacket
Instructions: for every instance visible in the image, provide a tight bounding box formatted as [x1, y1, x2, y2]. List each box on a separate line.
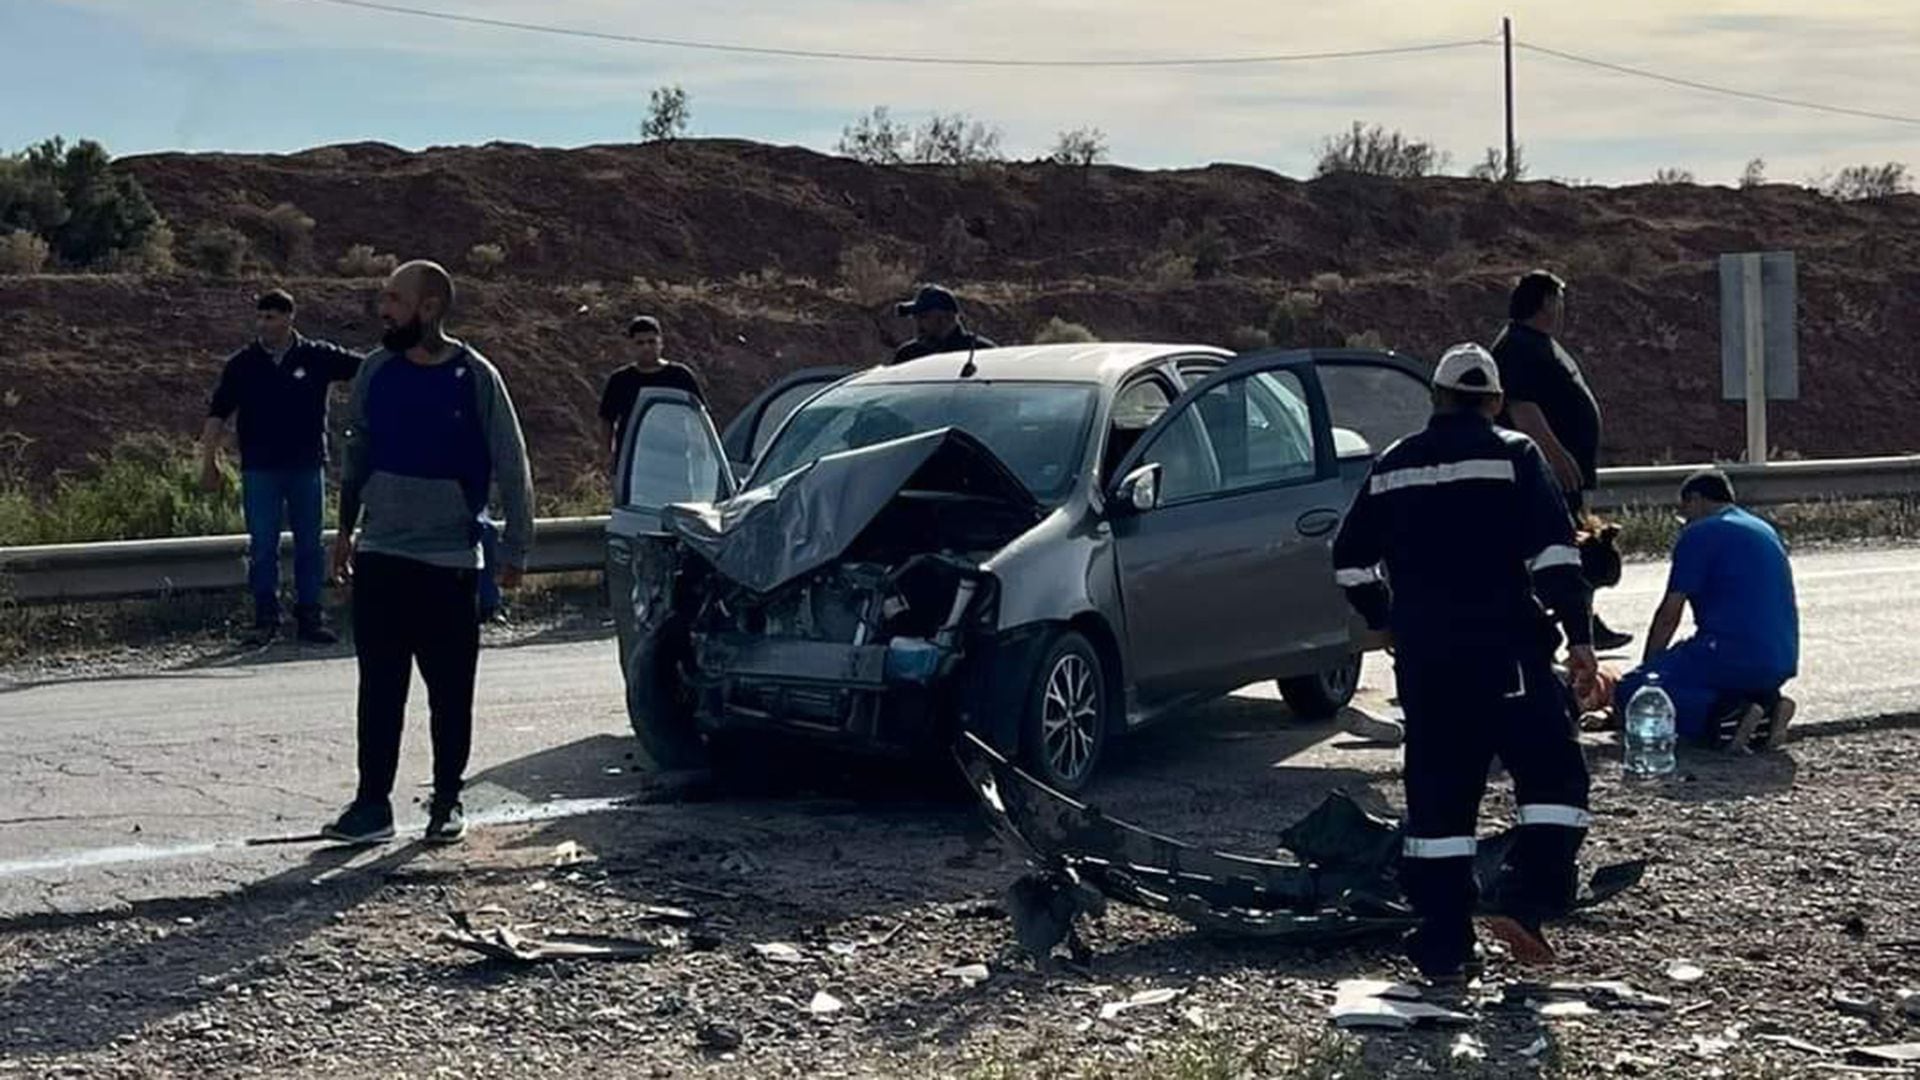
[200, 289, 362, 644]
[1333, 343, 1597, 981]
[890, 284, 995, 364]
[1490, 270, 1633, 651]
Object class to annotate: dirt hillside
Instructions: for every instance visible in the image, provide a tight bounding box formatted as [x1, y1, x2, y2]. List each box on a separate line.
[5, 138, 1920, 490]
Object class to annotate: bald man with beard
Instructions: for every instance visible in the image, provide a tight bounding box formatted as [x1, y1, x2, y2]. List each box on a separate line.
[323, 260, 534, 846]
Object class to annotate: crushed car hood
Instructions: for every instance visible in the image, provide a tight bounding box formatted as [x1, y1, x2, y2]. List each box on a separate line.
[663, 427, 1041, 594]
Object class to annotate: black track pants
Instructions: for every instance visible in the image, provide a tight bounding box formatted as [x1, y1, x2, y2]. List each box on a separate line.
[351, 552, 480, 807]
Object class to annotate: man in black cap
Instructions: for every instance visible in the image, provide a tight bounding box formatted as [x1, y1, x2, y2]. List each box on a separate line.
[891, 284, 995, 364]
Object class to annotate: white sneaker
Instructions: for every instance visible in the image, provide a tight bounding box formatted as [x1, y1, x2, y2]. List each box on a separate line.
[1338, 707, 1406, 745]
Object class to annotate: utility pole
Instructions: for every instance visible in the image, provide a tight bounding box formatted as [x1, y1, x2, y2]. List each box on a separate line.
[1503, 16, 1517, 183]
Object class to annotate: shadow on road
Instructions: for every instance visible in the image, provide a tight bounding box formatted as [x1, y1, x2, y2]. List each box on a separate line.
[0, 842, 426, 1057]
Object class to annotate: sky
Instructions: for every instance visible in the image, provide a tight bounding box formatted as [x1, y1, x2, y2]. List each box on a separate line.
[4, 0, 1919, 185]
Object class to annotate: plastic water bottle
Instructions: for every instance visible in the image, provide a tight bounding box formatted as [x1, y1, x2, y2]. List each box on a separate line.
[1623, 675, 1677, 779]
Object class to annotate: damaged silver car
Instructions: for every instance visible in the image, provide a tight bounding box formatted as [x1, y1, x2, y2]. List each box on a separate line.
[606, 344, 1433, 790]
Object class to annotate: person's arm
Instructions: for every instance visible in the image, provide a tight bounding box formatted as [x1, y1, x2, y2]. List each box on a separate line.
[597, 374, 625, 460]
[332, 357, 377, 582]
[481, 364, 535, 588]
[1332, 468, 1392, 647]
[1643, 592, 1688, 663]
[1506, 400, 1582, 493]
[1644, 525, 1708, 663]
[313, 339, 364, 383]
[201, 359, 240, 491]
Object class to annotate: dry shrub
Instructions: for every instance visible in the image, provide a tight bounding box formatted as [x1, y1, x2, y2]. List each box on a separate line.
[466, 242, 507, 277]
[337, 243, 398, 278]
[234, 202, 315, 267]
[1032, 316, 1097, 344]
[0, 231, 49, 274]
[839, 243, 913, 306]
[184, 225, 249, 277]
[1227, 325, 1273, 352]
[1266, 289, 1322, 342]
[1141, 251, 1196, 288]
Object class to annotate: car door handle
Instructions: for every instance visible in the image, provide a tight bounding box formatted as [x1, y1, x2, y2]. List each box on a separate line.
[1297, 508, 1341, 537]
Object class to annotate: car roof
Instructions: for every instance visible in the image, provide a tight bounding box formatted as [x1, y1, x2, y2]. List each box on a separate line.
[843, 343, 1231, 387]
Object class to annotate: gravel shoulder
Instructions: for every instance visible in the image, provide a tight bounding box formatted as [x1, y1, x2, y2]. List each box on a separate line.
[6, 708, 1920, 1079]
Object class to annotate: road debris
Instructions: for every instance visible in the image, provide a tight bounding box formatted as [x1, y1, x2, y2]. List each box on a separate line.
[1665, 959, 1706, 983]
[1450, 1033, 1487, 1061]
[752, 942, 805, 965]
[695, 1022, 742, 1053]
[1329, 980, 1471, 1030]
[552, 840, 591, 866]
[807, 991, 845, 1015]
[956, 732, 1644, 953]
[940, 964, 990, 987]
[1098, 988, 1182, 1022]
[437, 923, 655, 964]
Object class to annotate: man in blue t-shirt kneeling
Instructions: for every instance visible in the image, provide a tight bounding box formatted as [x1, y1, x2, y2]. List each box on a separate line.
[1616, 469, 1799, 751]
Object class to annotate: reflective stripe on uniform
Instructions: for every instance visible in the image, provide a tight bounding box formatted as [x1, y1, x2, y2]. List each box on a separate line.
[1403, 835, 1478, 859]
[1369, 459, 1516, 495]
[1528, 544, 1581, 572]
[1336, 566, 1382, 587]
[1516, 804, 1593, 829]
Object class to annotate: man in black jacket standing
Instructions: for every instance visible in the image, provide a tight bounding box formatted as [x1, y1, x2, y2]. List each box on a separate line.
[1333, 343, 1597, 981]
[890, 284, 995, 364]
[201, 289, 362, 644]
[1490, 270, 1633, 651]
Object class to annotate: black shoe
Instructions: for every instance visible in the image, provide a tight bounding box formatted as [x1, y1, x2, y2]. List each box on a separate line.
[321, 800, 395, 846]
[1592, 616, 1635, 652]
[425, 799, 468, 845]
[294, 608, 338, 645]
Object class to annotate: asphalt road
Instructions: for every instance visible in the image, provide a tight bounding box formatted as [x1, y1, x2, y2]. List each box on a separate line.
[3, 547, 1916, 918]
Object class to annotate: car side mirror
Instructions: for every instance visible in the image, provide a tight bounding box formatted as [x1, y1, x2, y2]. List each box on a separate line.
[1333, 426, 1374, 461]
[1113, 463, 1162, 515]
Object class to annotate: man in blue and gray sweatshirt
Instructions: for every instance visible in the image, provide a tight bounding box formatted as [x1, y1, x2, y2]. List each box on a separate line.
[322, 260, 534, 846]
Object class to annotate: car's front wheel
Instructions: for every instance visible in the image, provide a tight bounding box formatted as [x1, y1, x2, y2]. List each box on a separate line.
[1277, 653, 1363, 720]
[1020, 631, 1109, 793]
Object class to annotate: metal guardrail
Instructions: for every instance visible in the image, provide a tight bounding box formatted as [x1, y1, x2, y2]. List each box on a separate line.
[4, 458, 1919, 604]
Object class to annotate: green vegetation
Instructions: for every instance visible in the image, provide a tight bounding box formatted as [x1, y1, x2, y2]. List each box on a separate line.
[640, 85, 691, 142]
[0, 137, 167, 269]
[0, 435, 246, 546]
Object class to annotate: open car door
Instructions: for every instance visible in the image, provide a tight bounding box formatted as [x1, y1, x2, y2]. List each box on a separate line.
[717, 367, 851, 482]
[606, 388, 735, 766]
[1104, 350, 1354, 704]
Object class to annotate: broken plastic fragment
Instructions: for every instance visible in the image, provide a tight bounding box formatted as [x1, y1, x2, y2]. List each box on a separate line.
[1450, 1033, 1486, 1061]
[1537, 1001, 1599, 1019]
[808, 991, 845, 1015]
[1330, 998, 1471, 1030]
[1665, 959, 1706, 983]
[1100, 988, 1183, 1021]
[1334, 979, 1424, 1003]
[752, 942, 805, 964]
[1521, 1037, 1550, 1058]
[941, 964, 990, 987]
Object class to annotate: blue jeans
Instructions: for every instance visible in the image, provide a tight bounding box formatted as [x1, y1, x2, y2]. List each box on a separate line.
[1616, 636, 1786, 742]
[242, 467, 325, 620]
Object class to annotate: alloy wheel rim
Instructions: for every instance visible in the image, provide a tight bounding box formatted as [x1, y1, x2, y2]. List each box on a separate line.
[1042, 653, 1100, 783]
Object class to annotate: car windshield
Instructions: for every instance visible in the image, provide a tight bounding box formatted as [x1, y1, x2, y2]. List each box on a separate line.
[750, 380, 1099, 502]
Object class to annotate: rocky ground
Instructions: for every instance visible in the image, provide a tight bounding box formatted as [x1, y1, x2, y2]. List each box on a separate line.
[5, 703, 1920, 1078]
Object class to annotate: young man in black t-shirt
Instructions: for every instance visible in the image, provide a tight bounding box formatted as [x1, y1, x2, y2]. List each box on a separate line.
[1490, 270, 1633, 651]
[598, 316, 705, 460]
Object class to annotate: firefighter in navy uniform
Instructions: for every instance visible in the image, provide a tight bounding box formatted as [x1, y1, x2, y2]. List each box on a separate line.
[1332, 343, 1598, 981]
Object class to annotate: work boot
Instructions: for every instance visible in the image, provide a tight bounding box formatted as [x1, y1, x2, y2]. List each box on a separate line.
[321, 799, 395, 846]
[294, 605, 339, 645]
[1591, 615, 1634, 652]
[425, 798, 468, 845]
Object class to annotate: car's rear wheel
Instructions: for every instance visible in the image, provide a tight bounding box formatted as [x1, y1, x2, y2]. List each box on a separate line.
[1020, 631, 1108, 793]
[1277, 653, 1363, 720]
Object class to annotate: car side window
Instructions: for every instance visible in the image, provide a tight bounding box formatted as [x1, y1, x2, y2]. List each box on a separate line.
[1316, 362, 1430, 452]
[624, 400, 725, 510]
[748, 381, 828, 461]
[1104, 376, 1175, 484]
[1131, 406, 1218, 504]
